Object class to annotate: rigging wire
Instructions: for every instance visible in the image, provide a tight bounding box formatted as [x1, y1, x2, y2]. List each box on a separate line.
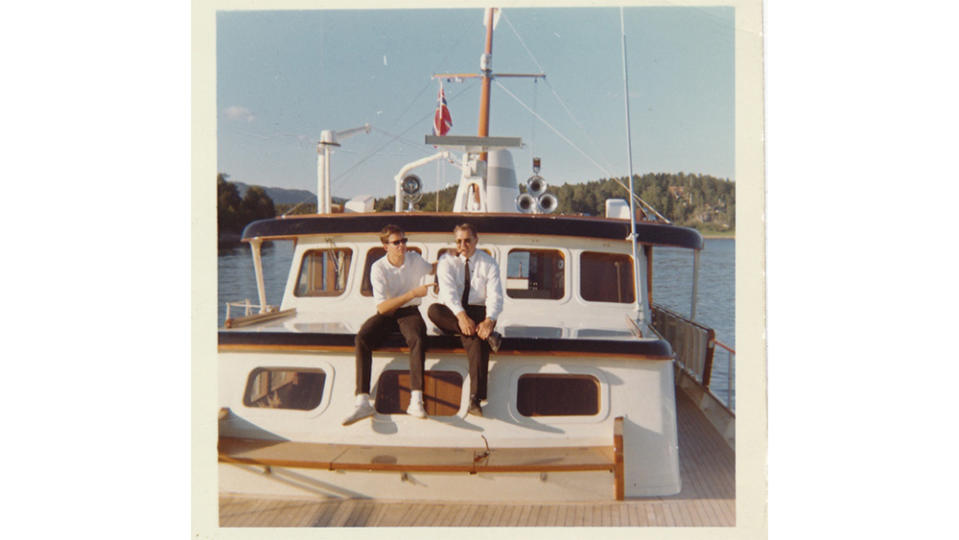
[499, 10, 629, 187]
[330, 80, 478, 190]
[495, 10, 669, 222]
[494, 79, 668, 223]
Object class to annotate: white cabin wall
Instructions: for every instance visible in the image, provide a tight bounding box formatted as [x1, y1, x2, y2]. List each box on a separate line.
[277, 233, 648, 330]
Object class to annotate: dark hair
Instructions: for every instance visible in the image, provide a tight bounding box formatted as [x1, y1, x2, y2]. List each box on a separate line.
[453, 223, 477, 238]
[379, 224, 405, 244]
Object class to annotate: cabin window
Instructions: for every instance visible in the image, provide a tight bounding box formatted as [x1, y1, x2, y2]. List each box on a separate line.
[360, 246, 423, 297]
[243, 368, 327, 411]
[516, 374, 600, 416]
[294, 248, 353, 297]
[580, 252, 636, 303]
[374, 370, 464, 416]
[506, 249, 565, 299]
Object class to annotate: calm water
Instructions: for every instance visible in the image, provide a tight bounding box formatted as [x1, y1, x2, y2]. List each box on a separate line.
[217, 237, 735, 406]
[652, 238, 735, 408]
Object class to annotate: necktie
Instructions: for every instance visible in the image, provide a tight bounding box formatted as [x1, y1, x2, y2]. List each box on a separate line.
[461, 258, 471, 308]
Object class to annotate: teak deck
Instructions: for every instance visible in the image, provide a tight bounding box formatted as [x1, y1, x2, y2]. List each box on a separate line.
[218, 389, 734, 527]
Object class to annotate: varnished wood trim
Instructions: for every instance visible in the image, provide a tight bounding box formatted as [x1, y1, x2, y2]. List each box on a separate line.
[613, 416, 625, 501]
[218, 331, 675, 359]
[224, 308, 296, 329]
[218, 437, 615, 474]
[217, 342, 673, 360]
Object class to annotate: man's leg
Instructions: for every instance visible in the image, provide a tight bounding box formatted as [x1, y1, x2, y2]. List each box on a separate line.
[427, 303, 459, 334]
[345, 313, 398, 425]
[354, 313, 396, 395]
[465, 306, 490, 402]
[396, 308, 427, 392]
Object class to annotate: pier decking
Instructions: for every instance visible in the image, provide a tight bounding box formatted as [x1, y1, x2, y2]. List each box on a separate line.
[218, 388, 735, 527]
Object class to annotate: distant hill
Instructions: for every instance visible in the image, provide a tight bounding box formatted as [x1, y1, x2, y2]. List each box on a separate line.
[232, 181, 346, 206]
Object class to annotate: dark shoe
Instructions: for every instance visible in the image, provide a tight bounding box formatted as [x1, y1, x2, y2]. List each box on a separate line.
[468, 400, 483, 417]
[487, 331, 502, 353]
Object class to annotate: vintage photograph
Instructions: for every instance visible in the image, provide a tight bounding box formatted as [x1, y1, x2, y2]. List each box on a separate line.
[200, 1, 763, 531]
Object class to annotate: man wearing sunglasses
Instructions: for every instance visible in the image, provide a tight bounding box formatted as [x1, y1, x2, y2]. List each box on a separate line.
[428, 223, 503, 417]
[343, 224, 436, 425]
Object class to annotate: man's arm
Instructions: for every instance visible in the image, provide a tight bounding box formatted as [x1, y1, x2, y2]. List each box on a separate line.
[377, 284, 434, 315]
[476, 256, 503, 339]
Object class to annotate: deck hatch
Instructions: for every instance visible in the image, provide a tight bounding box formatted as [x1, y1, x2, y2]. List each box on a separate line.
[243, 368, 327, 411]
[516, 374, 600, 416]
[374, 370, 464, 416]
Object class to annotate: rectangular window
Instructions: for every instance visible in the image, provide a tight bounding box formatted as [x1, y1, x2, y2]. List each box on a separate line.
[360, 246, 422, 297]
[374, 370, 464, 416]
[580, 252, 635, 303]
[517, 374, 600, 416]
[243, 368, 327, 410]
[506, 249, 565, 299]
[295, 248, 353, 297]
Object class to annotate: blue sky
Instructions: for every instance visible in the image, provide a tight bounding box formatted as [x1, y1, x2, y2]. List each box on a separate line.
[216, 6, 734, 201]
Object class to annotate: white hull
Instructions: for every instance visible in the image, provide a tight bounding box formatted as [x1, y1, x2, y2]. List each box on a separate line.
[219, 351, 681, 499]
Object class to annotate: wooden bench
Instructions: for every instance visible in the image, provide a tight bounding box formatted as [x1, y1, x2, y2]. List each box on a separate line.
[219, 416, 626, 500]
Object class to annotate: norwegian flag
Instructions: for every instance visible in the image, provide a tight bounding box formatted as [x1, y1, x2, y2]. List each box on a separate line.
[432, 83, 452, 136]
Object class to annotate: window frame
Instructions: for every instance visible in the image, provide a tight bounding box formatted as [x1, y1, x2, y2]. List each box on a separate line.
[292, 247, 355, 298]
[504, 247, 568, 301]
[578, 250, 637, 304]
[504, 363, 610, 424]
[241, 366, 330, 412]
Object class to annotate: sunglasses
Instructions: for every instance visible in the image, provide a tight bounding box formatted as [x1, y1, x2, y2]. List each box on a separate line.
[387, 238, 409, 246]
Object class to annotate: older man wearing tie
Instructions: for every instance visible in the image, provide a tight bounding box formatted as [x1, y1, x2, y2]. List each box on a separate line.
[428, 223, 503, 417]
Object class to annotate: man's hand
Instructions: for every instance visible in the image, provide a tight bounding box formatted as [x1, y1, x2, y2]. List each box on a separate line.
[411, 284, 434, 298]
[457, 311, 476, 336]
[476, 318, 496, 340]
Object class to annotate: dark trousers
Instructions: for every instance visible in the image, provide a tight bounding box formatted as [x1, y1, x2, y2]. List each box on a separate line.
[354, 306, 426, 395]
[427, 303, 489, 401]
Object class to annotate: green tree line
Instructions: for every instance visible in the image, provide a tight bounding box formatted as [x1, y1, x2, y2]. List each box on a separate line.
[217, 173, 276, 236]
[376, 172, 734, 232]
[219, 171, 734, 236]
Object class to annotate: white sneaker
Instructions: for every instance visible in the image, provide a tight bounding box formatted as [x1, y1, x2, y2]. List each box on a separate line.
[342, 401, 375, 425]
[406, 399, 427, 419]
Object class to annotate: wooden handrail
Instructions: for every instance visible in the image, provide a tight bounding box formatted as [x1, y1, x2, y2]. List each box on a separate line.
[219, 416, 628, 499]
[613, 416, 625, 501]
[224, 308, 296, 329]
[714, 340, 735, 354]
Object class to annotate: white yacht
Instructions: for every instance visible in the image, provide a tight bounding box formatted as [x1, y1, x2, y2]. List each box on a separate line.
[217, 7, 735, 525]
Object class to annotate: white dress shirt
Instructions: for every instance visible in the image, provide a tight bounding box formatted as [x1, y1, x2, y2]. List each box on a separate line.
[370, 251, 433, 308]
[437, 249, 503, 321]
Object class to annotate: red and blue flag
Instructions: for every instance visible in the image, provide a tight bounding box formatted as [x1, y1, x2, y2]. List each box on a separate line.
[433, 84, 452, 136]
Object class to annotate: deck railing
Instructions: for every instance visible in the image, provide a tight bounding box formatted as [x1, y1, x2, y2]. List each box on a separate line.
[714, 339, 735, 409]
[651, 303, 734, 411]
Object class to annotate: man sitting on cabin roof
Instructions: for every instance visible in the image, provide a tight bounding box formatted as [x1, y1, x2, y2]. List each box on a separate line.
[428, 223, 503, 417]
[343, 224, 436, 425]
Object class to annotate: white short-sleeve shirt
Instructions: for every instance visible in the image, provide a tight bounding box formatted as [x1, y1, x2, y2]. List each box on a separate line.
[370, 250, 433, 308]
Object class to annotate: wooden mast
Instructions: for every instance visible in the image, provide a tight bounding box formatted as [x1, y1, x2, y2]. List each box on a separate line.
[478, 7, 495, 163]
